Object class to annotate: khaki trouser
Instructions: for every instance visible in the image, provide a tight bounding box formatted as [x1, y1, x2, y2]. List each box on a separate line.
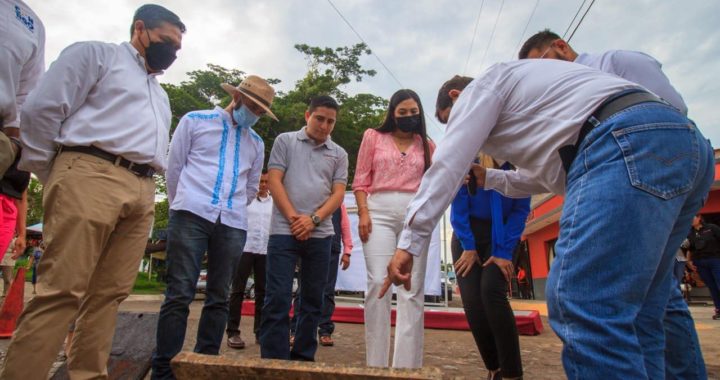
[0, 152, 155, 380]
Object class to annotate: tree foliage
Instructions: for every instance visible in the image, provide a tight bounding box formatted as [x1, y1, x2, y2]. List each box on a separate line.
[23, 44, 388, 234]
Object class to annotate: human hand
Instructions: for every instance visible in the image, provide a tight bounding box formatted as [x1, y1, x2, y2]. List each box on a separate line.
[358, 211, 372, 243]
[11, 236, 26, 259]
[483, 256, 514, 284]
[341, 253, 351, 270]
[471, 164, 487, 188]
[454, 250, 480, 277]
[290, 214, 314, 239]
[378, 249, 414, 298]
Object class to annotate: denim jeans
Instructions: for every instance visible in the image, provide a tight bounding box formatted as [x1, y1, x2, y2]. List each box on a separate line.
[694, 257, 720, 311]
[664, 279, 707, 379]
[259, 234, 331, 361]
[151, 210, 246, 379]
[290, 250, 340, 337]
[545, 103, 714, 379]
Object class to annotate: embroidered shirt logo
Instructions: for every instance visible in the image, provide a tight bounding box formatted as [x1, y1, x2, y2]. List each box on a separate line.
[15, 5, 35, 33]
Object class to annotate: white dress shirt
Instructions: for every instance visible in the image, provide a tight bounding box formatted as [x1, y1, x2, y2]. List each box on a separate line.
[0, 0, 45, 128]
[397, 59, 641, 256]
[166, 107, 264, 230]
[243, 195, 273, 254]
[18, 41, 171, 182]
[575, 50, 687, 115]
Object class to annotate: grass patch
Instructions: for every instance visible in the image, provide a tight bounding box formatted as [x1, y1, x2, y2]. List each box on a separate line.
[13, 257, 165, 295]
[132, 273, 166, 294]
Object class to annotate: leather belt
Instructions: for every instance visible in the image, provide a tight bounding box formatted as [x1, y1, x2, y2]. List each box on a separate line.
[59, 145, 156, 177]
[559, 90, 668, 173]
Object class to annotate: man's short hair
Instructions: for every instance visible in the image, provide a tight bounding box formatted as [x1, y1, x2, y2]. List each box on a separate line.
[130, 4, 186, 37]
[435, 75, 473, 116]
[518, 29, 561, 59]
[261, 168, 268, 174]
[308, 95, 339, 114]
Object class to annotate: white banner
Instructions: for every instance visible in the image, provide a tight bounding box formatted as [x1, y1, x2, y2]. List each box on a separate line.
[336, 192, 442, 296]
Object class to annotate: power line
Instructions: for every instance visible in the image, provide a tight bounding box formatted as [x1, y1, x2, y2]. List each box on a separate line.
[463, 0, 486, 75]
[325, 0, 403, 89]
[325, 0, 444, 134]
[562, 0, 588, 39]
[511, 0, 541, 59]
[478, 0, 505, 70]
[566, 0, 596, 43]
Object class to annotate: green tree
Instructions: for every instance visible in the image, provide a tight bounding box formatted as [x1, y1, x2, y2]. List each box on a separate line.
[26, 178, 43, 226]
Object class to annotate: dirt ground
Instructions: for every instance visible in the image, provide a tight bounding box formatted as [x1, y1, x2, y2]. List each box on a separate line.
[116, 296, 718, 379]
[0, 286, 718, 379]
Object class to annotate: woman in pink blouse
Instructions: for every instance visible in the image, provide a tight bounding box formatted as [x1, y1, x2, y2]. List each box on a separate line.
[352, 89, 435, 368]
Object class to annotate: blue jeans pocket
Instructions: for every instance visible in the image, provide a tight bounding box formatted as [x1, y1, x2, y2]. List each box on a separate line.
[612, 123, 698, 200]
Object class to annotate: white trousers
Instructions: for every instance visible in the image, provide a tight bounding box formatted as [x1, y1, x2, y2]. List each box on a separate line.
[363, 191, 428, 368]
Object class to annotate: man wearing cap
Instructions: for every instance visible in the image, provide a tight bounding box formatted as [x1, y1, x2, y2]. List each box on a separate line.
[151, 75, 276, 379]
[0, 0, 43, 265]
[0, 0, 44, 178]
[1, 4, 184, 379]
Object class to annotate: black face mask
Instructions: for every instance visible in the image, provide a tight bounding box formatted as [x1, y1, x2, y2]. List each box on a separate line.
[396, 114, 421, 133]
[144, 30, 177, 71]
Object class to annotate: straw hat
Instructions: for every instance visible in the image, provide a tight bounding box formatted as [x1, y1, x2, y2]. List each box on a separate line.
[221, 75, 278, 121]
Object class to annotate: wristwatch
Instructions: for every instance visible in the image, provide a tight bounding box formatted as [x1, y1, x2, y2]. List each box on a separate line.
[310, 213, 321, 227]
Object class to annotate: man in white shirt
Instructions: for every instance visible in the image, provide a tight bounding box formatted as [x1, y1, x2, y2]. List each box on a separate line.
[151, 76, 275, 379]
[1, 5, 185, 379]
[519, 29, 706, 379]
[0, 0, 44, 177]
[226, 170, 273, 349]
[381, 61, 714, 379]
[0, 0, 43, 264]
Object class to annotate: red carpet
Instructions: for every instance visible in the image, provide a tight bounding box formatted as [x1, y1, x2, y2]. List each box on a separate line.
[240, 301, 543, 336]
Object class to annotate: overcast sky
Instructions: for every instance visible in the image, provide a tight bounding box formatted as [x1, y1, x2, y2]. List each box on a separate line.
[27, 0, 720, 144]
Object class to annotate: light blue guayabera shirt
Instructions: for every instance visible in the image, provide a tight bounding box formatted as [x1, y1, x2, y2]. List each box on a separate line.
[166, 106, 264, 230]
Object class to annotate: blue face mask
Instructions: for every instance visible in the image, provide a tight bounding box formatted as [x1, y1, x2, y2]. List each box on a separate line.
[232, 104, 260, 129]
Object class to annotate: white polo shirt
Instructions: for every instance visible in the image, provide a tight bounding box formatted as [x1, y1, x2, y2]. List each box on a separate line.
[397, 59, 641, 256]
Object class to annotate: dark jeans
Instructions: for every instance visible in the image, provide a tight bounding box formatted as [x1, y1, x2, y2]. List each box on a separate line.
[290, 250, 340, 337]
[151, 210, 246, 380]
[259, 235, 331, 361]
[227, 252, 266, 338]
[694, 257, 720, 310]
[451, 219, 522, 378]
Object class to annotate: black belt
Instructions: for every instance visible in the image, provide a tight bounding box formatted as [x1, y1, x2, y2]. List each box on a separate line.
[59, 145, 156, 177]
[559, 90, 668, 173]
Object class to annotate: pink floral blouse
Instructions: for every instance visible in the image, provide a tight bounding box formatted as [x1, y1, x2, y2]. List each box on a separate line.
[352, 128, 435, 194]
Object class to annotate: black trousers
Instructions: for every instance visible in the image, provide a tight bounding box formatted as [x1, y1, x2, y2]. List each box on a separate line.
[227, 251, 266, 337]
[451, 218, 522, 378]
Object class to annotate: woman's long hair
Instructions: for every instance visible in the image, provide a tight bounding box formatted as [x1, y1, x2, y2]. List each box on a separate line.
[376, 89, 432, 172]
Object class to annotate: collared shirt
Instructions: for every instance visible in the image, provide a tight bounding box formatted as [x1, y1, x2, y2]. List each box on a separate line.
[268, 127, 349, 238]
[18, 41, 171, 183]
[166, 107, 264, 230]
[0, 0, 45, 128]
[244, 195, 273, 254]
[575, 50, 687, 115]
[450, 171, 530, 260]
[352, 128, 435, 194]
[398, 59, 641, 256]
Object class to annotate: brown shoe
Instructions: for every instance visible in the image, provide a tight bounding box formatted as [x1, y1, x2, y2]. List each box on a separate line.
[319, 335, 334, 347]
[227, 334, 246, 349]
